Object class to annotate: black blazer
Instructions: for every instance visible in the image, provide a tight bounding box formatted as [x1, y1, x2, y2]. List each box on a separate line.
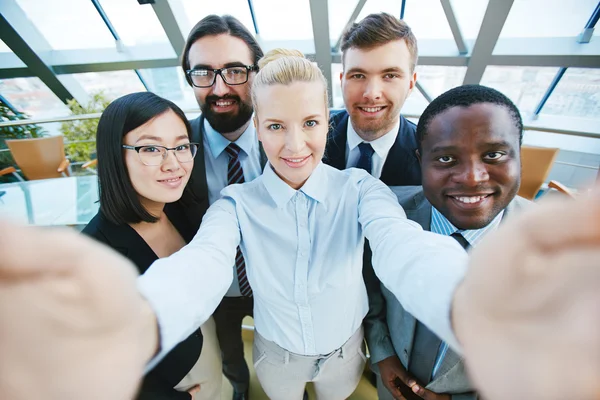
[324, 109, 422, 186]
[82, 202, 202, 400]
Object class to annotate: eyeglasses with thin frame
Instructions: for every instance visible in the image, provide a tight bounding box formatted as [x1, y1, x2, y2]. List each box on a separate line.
[186, 65, 258, 88]
[122, 143, 199, 166]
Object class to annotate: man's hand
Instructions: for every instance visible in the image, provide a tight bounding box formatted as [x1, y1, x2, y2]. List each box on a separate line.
[453, 188, 600, 400]
[0, 220, 158, 400]
[377, 355, 415, 399]
[407, 383, 451, 400]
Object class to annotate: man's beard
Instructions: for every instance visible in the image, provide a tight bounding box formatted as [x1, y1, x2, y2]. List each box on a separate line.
[200, 94, 254, 134]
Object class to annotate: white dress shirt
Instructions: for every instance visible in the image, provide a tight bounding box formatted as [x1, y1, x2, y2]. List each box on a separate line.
[345, 118, 400, 178]
[138, 163, 467, 361]
[202, 118, 262, 296]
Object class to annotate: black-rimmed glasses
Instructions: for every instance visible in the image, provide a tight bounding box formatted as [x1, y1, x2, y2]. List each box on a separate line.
[186, 65, 258, 88]
[122, 143, 199, 166]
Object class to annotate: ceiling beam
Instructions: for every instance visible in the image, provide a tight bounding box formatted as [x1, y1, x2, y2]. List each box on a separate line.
[309, 0, 333, 106]
[440, 0, 468, 54]
[462, 0, 514, 85]
[151, 0, 189, 58]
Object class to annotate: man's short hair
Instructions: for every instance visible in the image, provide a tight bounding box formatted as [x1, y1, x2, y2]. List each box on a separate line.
[340, 12, 418, 72]
[416, 84, 524, 151]
[181, 14, 264, 86]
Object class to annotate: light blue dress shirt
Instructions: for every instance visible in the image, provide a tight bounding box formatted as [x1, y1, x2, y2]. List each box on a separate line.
[430, 206, 504, 379]
[202, 118, 263, 296]
[138, 163, 467, 361]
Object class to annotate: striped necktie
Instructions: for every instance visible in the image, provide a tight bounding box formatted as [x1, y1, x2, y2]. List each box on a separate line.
[225, 143, 252, 297]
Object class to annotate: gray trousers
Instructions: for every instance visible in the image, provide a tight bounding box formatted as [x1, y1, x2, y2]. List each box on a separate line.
[253, 328, 366, 400]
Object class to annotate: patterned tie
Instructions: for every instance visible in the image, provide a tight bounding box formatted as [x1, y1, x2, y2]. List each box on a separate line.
[225, 143, 252, 297]
[355, 142, 375, 175]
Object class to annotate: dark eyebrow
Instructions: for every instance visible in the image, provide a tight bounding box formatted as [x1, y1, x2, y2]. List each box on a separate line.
[191, 62, 248, 70]
[136, 135, 163, 143]
[345, 67, 367, 75]
[429, 141, 513, 154]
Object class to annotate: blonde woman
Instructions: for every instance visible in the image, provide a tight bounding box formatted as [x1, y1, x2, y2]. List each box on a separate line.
[138, 49, 467, 400]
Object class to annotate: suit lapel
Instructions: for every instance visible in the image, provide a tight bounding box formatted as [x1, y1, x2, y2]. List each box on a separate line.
[324, 111, 349, 170]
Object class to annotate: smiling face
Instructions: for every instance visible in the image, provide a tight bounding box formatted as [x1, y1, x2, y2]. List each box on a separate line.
[123, 109, 193, 210]
[341, 39, 416, 141]
[419, 103, 521, 230]
[187, 34, 256, 134]
[254, 81, 328, 190]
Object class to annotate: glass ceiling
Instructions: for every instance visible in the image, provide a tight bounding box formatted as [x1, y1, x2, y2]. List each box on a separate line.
[1, 0, 599, 146]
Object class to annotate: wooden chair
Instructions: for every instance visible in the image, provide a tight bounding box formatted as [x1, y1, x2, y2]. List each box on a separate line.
[0, 136, 70, 181]
[517, 145, 560, 200]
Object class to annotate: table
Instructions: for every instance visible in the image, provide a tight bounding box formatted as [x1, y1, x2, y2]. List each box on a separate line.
[0, 176, 99, 226]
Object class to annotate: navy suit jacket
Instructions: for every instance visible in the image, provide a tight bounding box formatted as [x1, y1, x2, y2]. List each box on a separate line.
[323, 109, 421, 186]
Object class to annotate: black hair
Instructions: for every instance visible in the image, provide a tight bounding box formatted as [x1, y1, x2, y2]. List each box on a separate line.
[96, 91, 193, 225]
[181, 14, 264, 86]
[416, 84, 523, 151]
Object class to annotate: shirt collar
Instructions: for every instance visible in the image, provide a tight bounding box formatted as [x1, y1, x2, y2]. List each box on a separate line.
[262, 162, 328, 208]
[430, 206, 505, 247]
[203, 117, 256, 159]
[346, 118, 400, 159]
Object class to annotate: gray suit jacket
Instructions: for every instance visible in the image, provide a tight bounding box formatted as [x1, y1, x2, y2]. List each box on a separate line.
[368, 186, 531, 400]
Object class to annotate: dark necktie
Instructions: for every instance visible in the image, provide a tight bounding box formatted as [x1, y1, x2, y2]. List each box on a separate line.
[355, 142, 375, 175]
[225, 143, 252, 297]
[451, 231, 471, 250]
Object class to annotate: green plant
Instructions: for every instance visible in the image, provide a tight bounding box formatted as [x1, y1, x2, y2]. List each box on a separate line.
[0, 104, 46, 182]
[60, 91, 110, 163]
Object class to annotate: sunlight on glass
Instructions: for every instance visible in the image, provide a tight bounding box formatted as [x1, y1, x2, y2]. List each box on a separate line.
[480, 66, 560, 118]
[66, 71, 146, 101]
[180, 0, 255, 37]
[15, 0, 115, 50]
[0, 77, 69, 118]
[252, 0, 314, 41]
[98, 0, 169, 47]
[451, 0, 489, 39]
[416, 66, 467, 99]
[500, 0, 598, 38]
[542, 68, 600, 120]
[137, 67, 198, 111]
[0, 39, 12, 53]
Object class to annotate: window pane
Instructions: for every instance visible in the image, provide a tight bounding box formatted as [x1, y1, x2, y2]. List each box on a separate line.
[0, 39, 12, 53]
[480, 66, 560, 118]
[328, 0, 362, 45]
[356, 0, 402, 23]
[404, 0, 454, 40]
[137, 67, 199, 111]
[0, 77, 68, 118]
[499, 0, 598, 38]
[252, 0, 314, 42]
[15, 0, 115, 50]
[64, 71, 146, 101]
[416, 66, 467, 99]
[403, 86, 430, 116]
[98, 0, 171, 47]
[451, 0, 489, 39]
[179, 0, 255, 37]
[331, 63, 344, 108]
[541, 68, 600, 120]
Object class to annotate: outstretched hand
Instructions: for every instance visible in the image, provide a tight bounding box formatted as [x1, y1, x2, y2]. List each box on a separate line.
[453, 187, 600, 400]
[0, 220, 158, 400]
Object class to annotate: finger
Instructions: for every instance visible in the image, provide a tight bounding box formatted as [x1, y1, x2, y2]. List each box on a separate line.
[0, 220, 113, 278]
[411, 384, 426, 398]
[517, 185, 600, 251]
